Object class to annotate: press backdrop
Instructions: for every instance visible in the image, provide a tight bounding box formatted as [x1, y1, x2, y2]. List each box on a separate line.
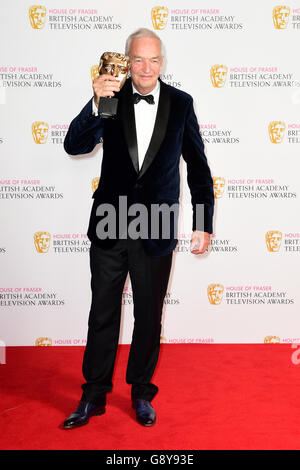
[1, 0, 300, 346]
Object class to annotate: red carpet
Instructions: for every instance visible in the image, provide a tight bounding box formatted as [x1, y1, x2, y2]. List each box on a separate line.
[0, 344, 299, 450]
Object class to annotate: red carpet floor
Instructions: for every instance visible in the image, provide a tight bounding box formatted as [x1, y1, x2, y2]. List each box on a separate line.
[0, 344, 299, 450]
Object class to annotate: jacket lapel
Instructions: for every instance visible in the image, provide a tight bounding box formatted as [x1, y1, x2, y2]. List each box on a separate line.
[120, 78, 139, 174]
[120, 78, 171, 178]
[137, 79, 170, 180]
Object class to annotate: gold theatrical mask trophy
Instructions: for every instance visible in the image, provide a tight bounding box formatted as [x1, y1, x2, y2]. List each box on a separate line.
[97, 52, 130, 119]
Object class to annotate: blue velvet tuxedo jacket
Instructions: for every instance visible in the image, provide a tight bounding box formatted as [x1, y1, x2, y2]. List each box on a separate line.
[64, 78, 214, 257]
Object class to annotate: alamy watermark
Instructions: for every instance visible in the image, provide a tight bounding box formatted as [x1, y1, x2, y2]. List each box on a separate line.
[95, 196, 204, 240]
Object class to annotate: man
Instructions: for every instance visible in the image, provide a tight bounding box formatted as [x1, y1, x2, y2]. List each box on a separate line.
[63, 28, 214, 429]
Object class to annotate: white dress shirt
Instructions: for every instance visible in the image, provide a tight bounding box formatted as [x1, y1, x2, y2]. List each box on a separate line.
[132, 81, 160, 170]
[92, 80, 160, 170]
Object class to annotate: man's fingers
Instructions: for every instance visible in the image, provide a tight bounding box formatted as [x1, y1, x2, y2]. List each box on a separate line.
[95, 86, 119, 95]
[190, 236, 209, 254]
[192, 246, 206, 254]
[99, 91, 115, 97]
[191, 243, 205, 254]
[93, 78, 120, 101]
[94, 74, 119, 82]
[93, 81, 120, 92]
[93, 80, 120, 89]
[190, 231, 210, 254]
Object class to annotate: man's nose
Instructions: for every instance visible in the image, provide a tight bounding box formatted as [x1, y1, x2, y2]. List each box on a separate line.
[142, 60, 150, 73]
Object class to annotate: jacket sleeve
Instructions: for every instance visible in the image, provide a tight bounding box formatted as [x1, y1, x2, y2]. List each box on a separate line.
[64, 98, 104, 155]
[182, 98, 214, 234]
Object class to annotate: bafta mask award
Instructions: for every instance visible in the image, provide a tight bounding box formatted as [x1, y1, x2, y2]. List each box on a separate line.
[98, 52, 130, 119]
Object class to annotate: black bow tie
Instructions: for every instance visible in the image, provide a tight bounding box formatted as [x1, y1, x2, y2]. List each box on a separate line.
[132, 93, 155, 105]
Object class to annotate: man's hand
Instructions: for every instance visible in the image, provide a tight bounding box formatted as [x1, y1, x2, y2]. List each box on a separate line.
[93, 74, 121, 108]
[190, 230, 210, 254]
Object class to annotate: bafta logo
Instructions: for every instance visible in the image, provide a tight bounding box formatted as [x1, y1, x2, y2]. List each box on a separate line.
[34, 231, 51, 253]
[213, 177, 226, 199]
[273, 6, 291, 29]
[265, 230, 282, 252]
[92, 177, 100, 192]
[264, 336, 280, 343]
[151, 6, 169, 30]
[32, 121, 49, 144]
[210, 65, 228, 88]
[35, 337, 52, 346]
[268, 121, 286, 143]
[91, 65, 99, 80]
[29, 5, 47, 29]
[207, 283, 224, 305]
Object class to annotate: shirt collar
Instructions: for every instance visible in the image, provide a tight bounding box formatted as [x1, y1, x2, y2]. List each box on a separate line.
[132, 79, 160, 97]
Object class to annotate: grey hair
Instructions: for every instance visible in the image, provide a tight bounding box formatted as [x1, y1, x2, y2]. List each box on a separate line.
[125, 28, 165, 58]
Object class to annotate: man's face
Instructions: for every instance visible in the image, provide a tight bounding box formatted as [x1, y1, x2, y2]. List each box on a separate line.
[129, 37, 164, 95]
[99, 57, 129, 89]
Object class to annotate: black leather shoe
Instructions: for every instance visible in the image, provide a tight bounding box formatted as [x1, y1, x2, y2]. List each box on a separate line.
[132, 399, 156, 426]
[63, 401, 105, 429]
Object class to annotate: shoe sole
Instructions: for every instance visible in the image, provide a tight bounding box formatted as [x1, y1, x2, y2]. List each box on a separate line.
[63, 408, 105, 430]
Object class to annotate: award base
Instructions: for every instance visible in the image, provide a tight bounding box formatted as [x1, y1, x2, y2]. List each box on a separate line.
[98, 97, 118, 119]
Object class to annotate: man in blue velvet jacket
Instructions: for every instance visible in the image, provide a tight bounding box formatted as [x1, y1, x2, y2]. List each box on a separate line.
[63, 28, 214, 429]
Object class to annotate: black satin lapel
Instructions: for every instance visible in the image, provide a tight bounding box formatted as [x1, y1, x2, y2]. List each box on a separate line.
[137, 81, 170, 180]
[120, 79, 139, 174]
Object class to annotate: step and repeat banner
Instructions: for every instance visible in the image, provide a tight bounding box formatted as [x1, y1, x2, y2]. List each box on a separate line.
[1, 1, 299, 346]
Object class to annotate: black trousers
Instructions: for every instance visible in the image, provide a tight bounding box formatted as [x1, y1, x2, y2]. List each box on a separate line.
[81, 238, 173, 406]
